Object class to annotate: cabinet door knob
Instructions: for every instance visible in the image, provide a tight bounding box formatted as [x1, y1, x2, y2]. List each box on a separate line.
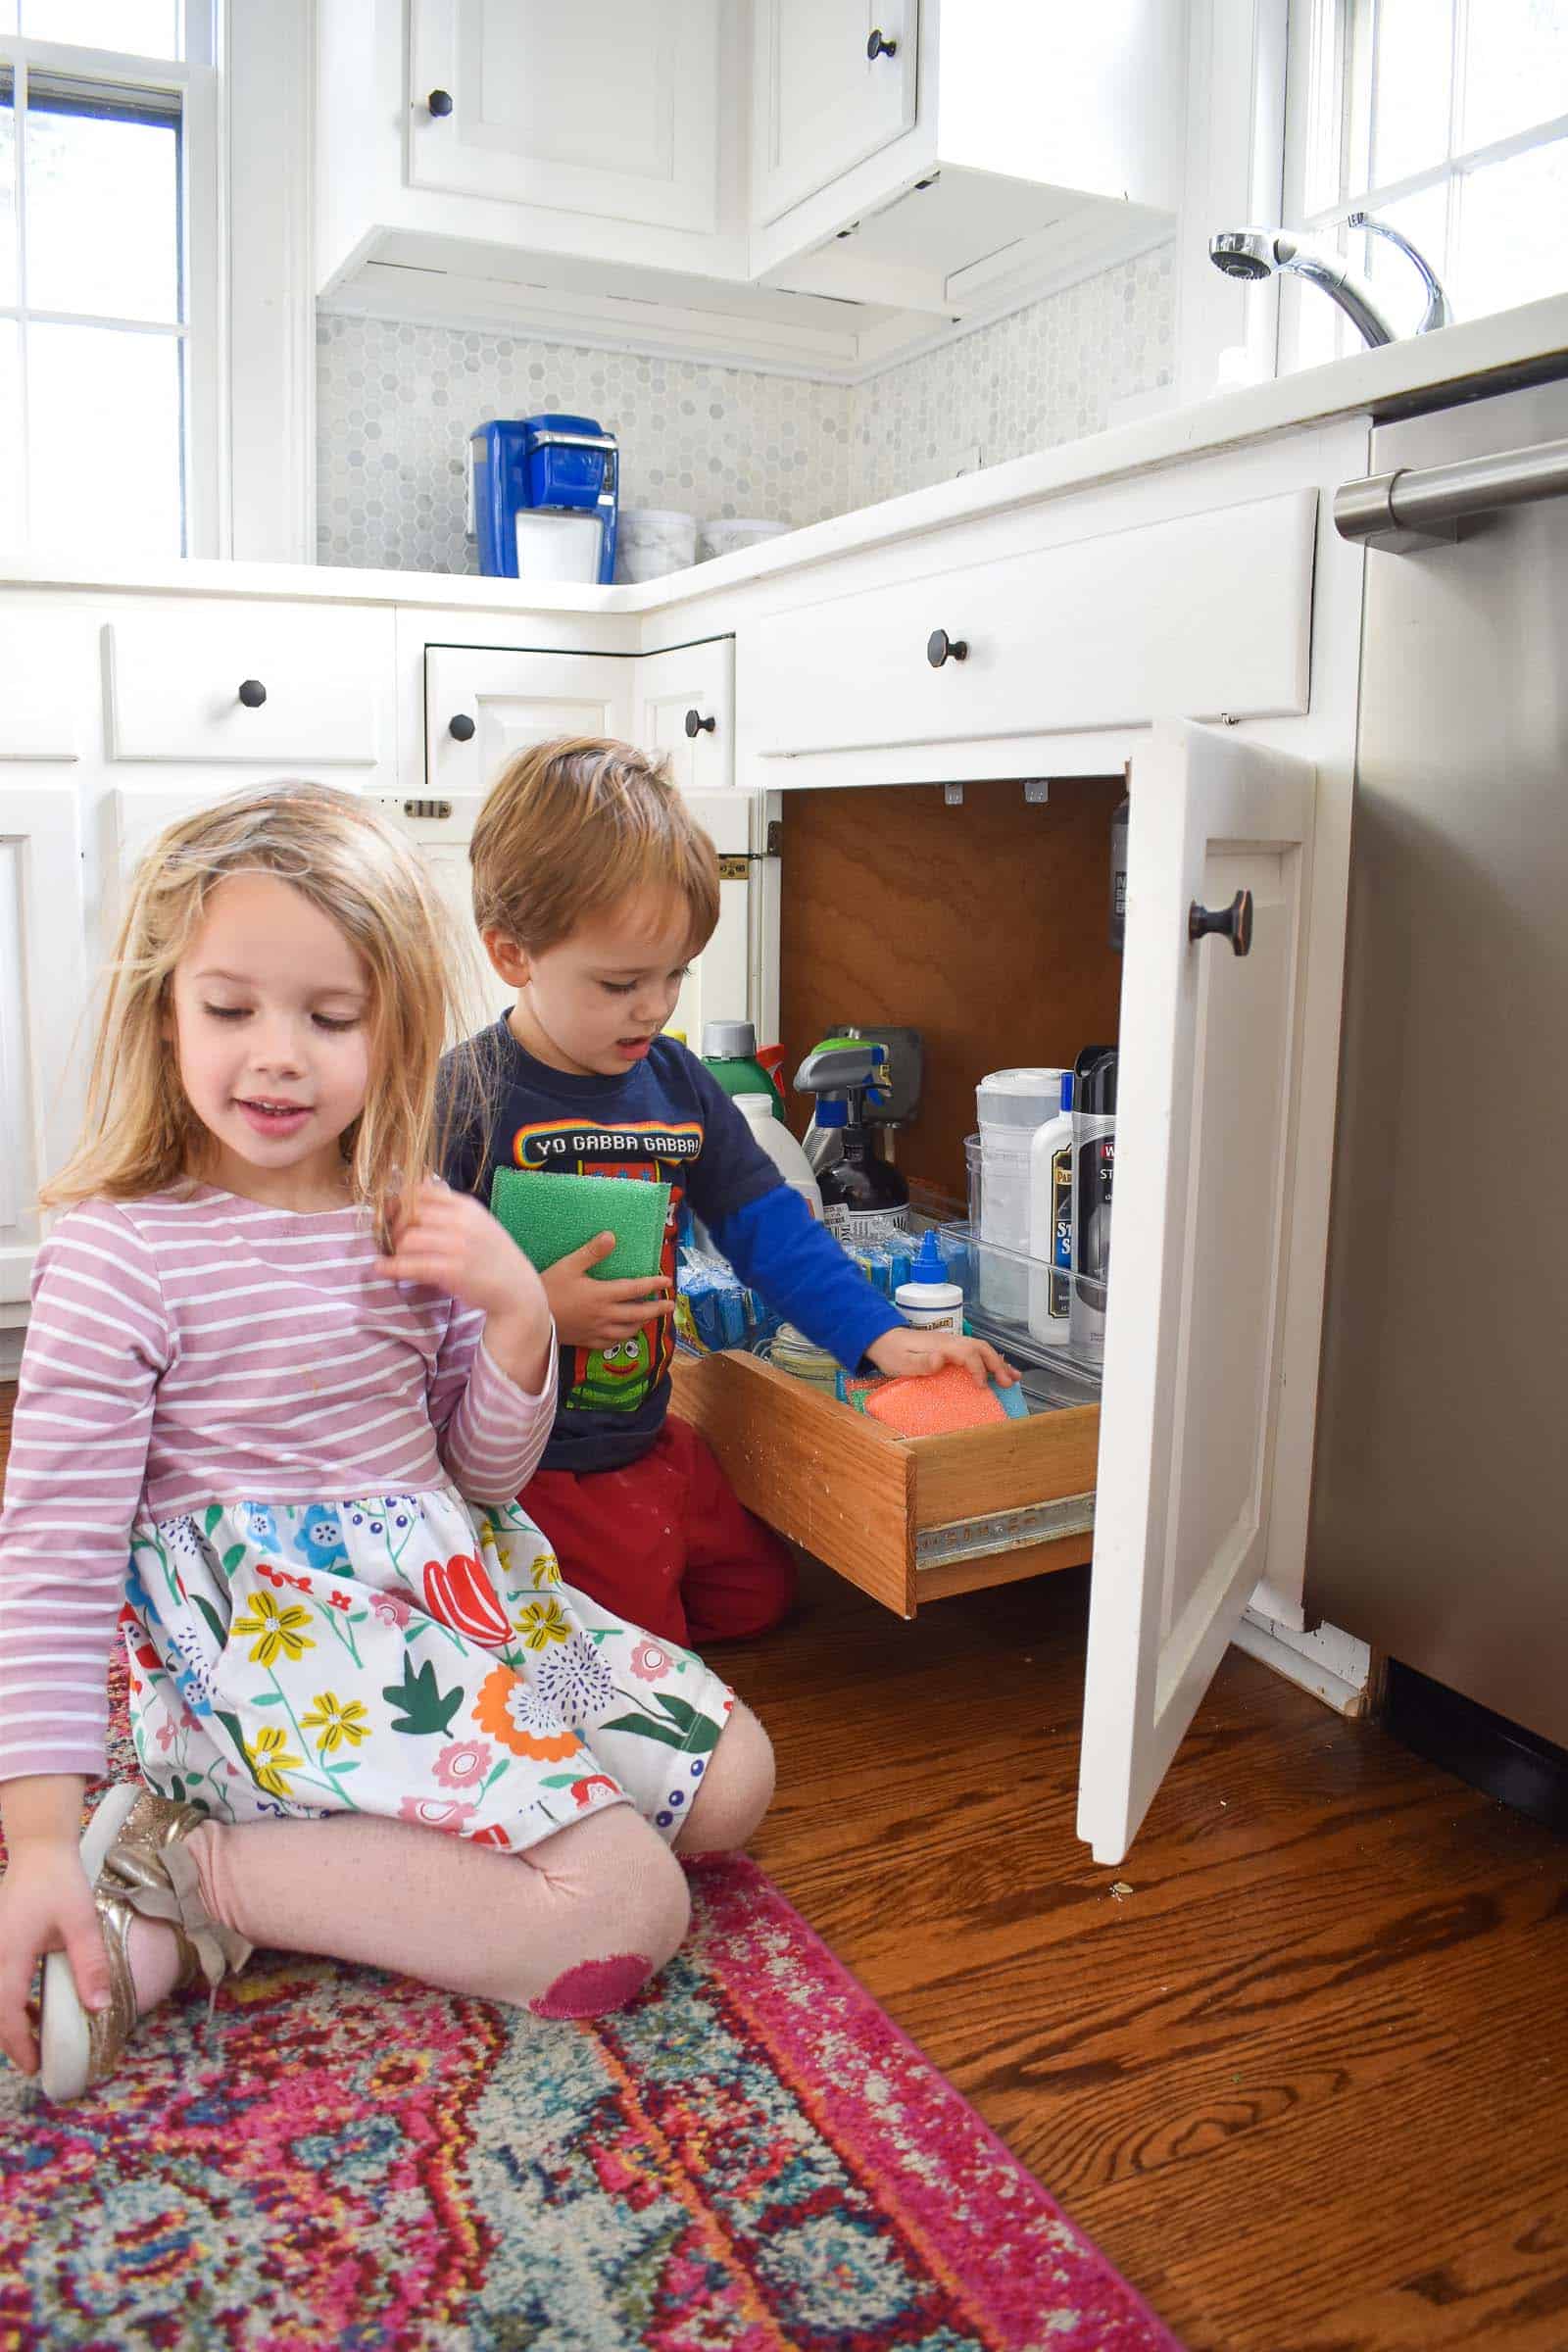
[447, 712, 476, 741]
[1188, 888, 1254, 957]
[426, 88, 454, 117]
[237, 678, 267, 708]
[926, 628, 968, 667]
[866, 28, 898, 59]
[684, 708, 716, 738]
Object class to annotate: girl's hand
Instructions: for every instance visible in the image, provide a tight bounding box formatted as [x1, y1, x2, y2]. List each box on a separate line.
[865, 1326, 1016, 1389]
[0, 1841, 111, 2079]
[375, 1178, 552, 1390]
[543, 1233, 676, 1351]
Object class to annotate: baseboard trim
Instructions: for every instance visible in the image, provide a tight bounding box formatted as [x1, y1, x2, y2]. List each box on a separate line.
[1384, 1660, 1568, 1835]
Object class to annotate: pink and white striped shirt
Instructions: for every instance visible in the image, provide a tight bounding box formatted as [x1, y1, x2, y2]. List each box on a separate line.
[0, 1186, 557, 1782]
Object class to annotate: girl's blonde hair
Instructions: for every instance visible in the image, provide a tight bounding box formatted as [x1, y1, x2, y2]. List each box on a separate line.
[43, 781, 469, 1235]
[468, 736, 720, 953]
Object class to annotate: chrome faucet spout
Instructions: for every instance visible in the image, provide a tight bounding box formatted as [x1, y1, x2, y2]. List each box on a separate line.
[1208, 227, 1396, 348]
[1347, 211, 1451, 335]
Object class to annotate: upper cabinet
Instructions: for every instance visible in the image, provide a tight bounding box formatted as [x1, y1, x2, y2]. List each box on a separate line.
[316, 0, 1181, 378]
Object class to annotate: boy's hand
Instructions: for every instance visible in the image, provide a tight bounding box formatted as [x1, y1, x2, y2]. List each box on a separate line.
[375, 1177, 552, 1389]
[544, 1232, 676, 1350]
[0, 1841, 110, 2080]
[865, 1327, 1016, 1389]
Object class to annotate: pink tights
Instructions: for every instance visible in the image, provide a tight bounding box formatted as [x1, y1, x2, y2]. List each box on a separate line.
[133, 1701, 772, 2022]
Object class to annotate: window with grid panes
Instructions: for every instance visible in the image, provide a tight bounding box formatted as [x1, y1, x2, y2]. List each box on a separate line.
[1280, 0, 1568, 371]
[0, 3, 217, 556]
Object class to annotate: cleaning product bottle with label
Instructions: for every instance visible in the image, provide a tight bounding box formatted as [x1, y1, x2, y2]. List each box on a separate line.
[1068, 1046, 1117, 1363]
[1027, 1069, 1075, 1345]
[702, 1020, 784, 1118]
[895, 1230, 965, 1334]
[735, 1088, 824, 1219]
[793, 1039, 910, 1235]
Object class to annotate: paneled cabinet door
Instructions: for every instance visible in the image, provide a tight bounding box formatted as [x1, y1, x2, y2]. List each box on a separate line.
[1078, 721, 1316, 1865]
[752, 0, 917, 225]
[0, 790, 87, 1308]
[425, 647, 636, 796]
[409, 0, 723, 233]
[632, 639, 734, 792]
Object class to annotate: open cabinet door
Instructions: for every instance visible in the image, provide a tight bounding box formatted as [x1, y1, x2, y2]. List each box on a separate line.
[668, 791, 771, 1044]
[1078, 720, 1316, 1865]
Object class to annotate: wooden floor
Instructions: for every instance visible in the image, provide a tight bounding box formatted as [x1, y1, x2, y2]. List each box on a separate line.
[4, 1383, 1566, 2349]
[721, 1552, 1568, 2352]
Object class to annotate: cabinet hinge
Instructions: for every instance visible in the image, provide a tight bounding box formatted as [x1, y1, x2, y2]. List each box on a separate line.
[403, 797, 453, 821]
[717, 855, 749, 882]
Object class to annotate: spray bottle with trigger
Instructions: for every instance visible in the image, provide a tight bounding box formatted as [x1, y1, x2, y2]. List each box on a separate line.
[792, 1037, 910, 1234]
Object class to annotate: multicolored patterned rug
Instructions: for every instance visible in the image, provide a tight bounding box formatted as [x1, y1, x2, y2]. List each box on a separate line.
[0, 1662, 1180, 2351]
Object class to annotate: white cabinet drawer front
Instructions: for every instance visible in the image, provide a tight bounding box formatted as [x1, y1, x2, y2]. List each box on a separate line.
[105, 608, 387, 764]
[633, 638, 734, 791]
[0, 614, 92, 760]
[753, 490, 1317, 757]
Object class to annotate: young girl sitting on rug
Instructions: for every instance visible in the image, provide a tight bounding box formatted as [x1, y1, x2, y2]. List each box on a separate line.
[0, 782, 773, 2105]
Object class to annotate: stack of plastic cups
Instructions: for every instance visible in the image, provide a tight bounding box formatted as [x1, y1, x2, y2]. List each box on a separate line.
[975, 1068, 1066, 1328]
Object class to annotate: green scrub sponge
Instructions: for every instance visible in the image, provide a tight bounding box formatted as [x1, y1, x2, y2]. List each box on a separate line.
[489, 1167, 671, 1281]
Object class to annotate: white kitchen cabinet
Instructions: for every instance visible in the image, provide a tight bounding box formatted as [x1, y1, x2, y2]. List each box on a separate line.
[630, 639, 735, 792]
[409, 0, 724, 235]
[0, 789, 87, 1331]
[752, 0, 918, 227]
[752, 0, 1181, 329]
[103, 605, 393, 772]
[748, 492, 1316, 762]
[424, 646, 636, 798]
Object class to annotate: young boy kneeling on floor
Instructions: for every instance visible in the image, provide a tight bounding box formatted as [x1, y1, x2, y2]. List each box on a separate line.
[441, 735, 1011, 1648]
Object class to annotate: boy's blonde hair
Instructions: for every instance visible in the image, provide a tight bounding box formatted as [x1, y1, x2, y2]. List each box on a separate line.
[469, 736, 720, 954]
[43, 781, 472, 1236]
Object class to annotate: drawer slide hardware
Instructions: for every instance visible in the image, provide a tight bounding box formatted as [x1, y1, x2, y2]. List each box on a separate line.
[916, 1492, 1097, 1570]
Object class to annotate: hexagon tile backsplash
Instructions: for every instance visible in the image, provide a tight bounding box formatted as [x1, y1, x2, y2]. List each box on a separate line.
[316, 245, 1174, 575]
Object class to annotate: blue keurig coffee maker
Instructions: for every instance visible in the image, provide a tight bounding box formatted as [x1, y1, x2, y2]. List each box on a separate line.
[468, 414, 619, 584]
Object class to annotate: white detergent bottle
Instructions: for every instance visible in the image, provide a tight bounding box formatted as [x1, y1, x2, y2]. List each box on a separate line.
[1028, 1070, 1075, 1345]
[736, 1089, 824, 1219]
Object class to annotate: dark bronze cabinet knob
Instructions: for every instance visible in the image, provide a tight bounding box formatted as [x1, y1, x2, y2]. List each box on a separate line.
[426, 88, 454, 117]
[926, 628, 968, 667]
[684, 708, 716, 738]
[448, 712, 475, 741]
[1188, 888, 1254, 957]
[867, 28, 898, 59]
[237, 678, 267, 708]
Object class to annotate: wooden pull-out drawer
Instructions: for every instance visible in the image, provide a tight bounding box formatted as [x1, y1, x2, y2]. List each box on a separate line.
[669, 1348, 1098, 1616]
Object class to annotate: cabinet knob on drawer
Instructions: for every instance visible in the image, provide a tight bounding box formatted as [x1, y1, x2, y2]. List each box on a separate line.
[237, 679, 267, 709]
[926, 628, 968, 667]
[866, 28, 899, 58]
[426, 88, 454, 117]
[684, 708, 716, 738]
[447, 712, 476, 741]
[1188, 889, 1254, 957]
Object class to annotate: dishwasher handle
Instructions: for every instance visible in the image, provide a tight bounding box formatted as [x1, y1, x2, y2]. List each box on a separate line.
[1335, 434, 1568, 551]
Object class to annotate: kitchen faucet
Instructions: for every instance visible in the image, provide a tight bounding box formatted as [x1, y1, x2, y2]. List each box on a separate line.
[1208, 213, 1450, 348]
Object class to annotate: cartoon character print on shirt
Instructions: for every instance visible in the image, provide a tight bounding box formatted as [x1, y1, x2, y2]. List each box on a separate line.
[508, 1118, 701, 1417]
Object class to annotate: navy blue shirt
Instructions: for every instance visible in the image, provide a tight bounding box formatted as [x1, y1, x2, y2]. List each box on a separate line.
[440, 1018, 901, 1472]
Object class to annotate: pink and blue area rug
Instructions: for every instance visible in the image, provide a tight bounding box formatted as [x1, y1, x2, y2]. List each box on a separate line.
[0, 1665, 1180, 2351]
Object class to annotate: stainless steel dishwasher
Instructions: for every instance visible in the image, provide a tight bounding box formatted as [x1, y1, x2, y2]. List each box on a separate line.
[1308, 375, 1568, 1753]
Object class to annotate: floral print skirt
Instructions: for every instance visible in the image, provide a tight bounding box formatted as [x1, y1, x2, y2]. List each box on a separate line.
[121, 1488, 733, 1854]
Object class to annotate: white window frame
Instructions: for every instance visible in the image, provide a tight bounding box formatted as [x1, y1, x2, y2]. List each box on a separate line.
[1174, 0, 1290, 406]
[0, 18, 223, 555]
[1281, 0, 1568, 370]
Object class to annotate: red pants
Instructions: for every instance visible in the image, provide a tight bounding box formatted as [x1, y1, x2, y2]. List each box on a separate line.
[522, 1415, 797, 1649]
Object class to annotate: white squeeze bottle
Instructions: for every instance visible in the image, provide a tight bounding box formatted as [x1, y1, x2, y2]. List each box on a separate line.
[1028, 1070, 1074, 1344]
[736, 1088, 825, 1219]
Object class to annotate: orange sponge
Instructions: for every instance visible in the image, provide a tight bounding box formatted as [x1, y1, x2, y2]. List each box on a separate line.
[862, 1363, 1007, 1436]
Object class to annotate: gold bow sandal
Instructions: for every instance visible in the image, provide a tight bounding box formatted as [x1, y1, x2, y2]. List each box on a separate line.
[39, 1784, 254, 2104]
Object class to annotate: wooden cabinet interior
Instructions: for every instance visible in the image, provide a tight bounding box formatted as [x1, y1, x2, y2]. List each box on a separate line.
[776, 776, 1127, 1197]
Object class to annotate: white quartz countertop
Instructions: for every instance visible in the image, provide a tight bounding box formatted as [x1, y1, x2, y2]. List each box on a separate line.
[6, 290, 1567, 614]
